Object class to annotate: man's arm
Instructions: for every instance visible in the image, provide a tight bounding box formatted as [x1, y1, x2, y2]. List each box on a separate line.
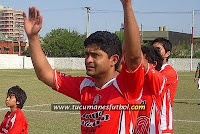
[121, 0, 142, 71]
[194, 68, 199, 83]
[24, 7, 55, 88]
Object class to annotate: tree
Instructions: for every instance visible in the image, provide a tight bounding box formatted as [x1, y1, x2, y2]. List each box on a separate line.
[42, 28, 85, 57]
[115, 30, 124, 44]
[22, 46, 30, 57]
[171, 43, 191, 58]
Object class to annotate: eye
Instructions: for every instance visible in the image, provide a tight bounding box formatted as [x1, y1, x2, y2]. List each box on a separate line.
[85, 52, 89, 57]
[156, 47, 161, 52]
[156, 47, 160, 50]
[91, 53, 98, 58]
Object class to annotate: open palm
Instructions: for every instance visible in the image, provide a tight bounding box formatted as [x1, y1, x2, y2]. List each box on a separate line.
[23, 7, 43, 36]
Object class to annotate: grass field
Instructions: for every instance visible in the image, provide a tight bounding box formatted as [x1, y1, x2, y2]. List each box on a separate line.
[0, 70, 200, 134]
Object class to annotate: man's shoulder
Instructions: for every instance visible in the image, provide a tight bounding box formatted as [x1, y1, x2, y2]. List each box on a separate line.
[161, 64, 176, 73]
[4, 111, 11, 118]
[11, 109, 28, 128]
[161, 64, 177, 78]
[14, 109, 27, 119]
[145, 66, 165, 85]
[55, 70, 92, 82]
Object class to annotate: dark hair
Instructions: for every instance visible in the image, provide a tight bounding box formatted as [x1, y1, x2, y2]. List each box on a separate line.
[84, 31, 122, 70]
[151, 38, 172, 61]
[142, 45, 163, 71]
[7, 85, 27, 109]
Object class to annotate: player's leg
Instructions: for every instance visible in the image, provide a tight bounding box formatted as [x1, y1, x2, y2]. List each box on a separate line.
[198, 90, 200, 105]
[198, 78, 200, 105]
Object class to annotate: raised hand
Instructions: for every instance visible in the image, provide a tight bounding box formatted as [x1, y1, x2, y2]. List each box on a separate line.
[120, 0, 132, 7]
[23, 7, 43, 37]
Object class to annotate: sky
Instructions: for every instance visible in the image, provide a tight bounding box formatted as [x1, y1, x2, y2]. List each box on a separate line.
[0, 0, 200, 37]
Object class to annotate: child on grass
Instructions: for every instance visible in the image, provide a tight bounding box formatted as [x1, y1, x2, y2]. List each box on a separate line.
[0, 85, 28, 134]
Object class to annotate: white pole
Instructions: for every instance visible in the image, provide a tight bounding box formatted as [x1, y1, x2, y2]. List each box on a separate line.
[85, 7, 90, 38]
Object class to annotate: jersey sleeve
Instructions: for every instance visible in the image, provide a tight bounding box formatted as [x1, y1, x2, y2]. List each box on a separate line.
[116, 62, 144, 101]
[0, 112, 10, 132]
[160, 65, 178, 87]
[145, 64, 166, 97]
[53, 70, 86, 102]
[145, 64, 167, 110]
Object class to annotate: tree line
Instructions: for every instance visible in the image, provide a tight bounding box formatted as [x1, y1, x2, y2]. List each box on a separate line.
[23, 28, 200, 58]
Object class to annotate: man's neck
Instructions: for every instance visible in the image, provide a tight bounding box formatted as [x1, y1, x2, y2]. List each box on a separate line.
[163, 59, 167, 64]
[94, 72, 117, 88]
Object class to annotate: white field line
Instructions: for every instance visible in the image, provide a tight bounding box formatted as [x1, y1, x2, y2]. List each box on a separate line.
[0, 99, 199, 111]
[0, 101, 78, 111]
[174, 119, 200, 123]
[0, 98, 198, 110]
[174, 99, 200, 101]
[22, 109, 80, 115]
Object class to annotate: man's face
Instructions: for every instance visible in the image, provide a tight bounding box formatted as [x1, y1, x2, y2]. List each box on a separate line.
[85, 44, 114, 77]
[153, 42, 166, 57]
[153, 42, 169, 63]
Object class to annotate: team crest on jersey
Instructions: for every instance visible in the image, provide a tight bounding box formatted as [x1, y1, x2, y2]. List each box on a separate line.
[93, 94, 101, 105]
[134, 116, 150, 134]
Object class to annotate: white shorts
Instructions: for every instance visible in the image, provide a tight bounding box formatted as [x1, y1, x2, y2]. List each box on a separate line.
[198, 78, 200, 90]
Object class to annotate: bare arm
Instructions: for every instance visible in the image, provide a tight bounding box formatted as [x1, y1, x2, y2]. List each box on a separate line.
[121, 0, 142, 71]
[23, 7, 55, 89]
[194, 68, 199, 83]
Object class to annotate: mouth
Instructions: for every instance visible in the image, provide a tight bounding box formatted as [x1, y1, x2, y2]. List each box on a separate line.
[86, 65, 95, 70]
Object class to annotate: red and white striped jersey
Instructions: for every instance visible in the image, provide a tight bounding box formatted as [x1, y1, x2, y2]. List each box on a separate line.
[0, 108, 28, 134]
[160, 64, 178, 133]
[53, 63, 144, 134]
[134, 64, 166, 134]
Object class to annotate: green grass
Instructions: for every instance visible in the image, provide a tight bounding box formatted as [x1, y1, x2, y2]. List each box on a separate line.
[0, 70, 200, 134]
[173, 72, 200, 134]
[0, 69, 83, 134]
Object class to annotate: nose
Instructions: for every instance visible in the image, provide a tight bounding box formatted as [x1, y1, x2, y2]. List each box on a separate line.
[6, 96, 9, 101]
[85, 55, 93, 64]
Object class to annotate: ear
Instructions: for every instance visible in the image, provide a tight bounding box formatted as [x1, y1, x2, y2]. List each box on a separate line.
[110, 54, 119, 67]
[16, 101, 20, 105]
[116, 55, 124, 73]
[152, 61, 157, 68]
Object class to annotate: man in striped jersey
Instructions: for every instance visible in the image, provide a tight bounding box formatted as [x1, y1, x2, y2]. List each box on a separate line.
[134, 45, 167, 134]
[23, 0, 144, 133]
[152, 38, 178, 134]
